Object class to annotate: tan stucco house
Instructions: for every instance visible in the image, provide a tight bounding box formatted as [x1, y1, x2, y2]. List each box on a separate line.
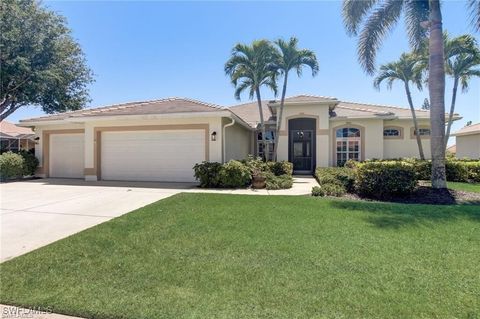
[18, 94, 458, 182]
[452, 123, 480, 159]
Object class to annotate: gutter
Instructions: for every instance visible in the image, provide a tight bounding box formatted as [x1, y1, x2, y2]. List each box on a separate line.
[222, 118, 235, 163]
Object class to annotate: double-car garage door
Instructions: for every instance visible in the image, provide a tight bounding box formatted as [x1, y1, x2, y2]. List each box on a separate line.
[49, 130, 206, 182]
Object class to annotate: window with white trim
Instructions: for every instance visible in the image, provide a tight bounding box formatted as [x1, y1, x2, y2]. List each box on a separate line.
[257, 130, 275, 159]
[413, 128, 431, 136]
[336, 127, 361, 166]
[383, 128, 400, 137]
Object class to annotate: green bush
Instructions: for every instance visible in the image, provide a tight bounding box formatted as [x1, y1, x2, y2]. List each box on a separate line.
[242, 155, 266, 173]
[219, 160, 251, 188]
[355, 161, 417, 199]
[193, 161, 223, 188]
[267, 161, 293, 176]
[265, 173, 293, 190]
[18, 150, 39, 176]
[311, 186, 324, 196]
[322, 183, 347, 197]
[445, 160, 469, 182]
[315, 167, 355, 193]
[464, 161, 480, 182]
[0, 152, 25, 180]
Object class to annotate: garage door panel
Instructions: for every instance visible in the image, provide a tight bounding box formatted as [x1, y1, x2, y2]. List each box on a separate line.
[101, 130, 205, 182]
[50, 134, 84, 178]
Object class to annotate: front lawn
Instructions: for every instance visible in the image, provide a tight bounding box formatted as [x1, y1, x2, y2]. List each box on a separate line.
[1, 194, 479, 318]
[448, 181, 480, 193]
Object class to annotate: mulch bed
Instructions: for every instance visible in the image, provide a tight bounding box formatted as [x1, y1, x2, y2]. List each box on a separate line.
[339, 185, 480, 205]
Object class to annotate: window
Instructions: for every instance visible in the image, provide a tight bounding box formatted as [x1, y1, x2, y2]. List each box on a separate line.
[415, 128, 431, 136]
[336, 127, 361, 166]
[257, 130, 275, 159]
[383, 127, 403, 139]
[384, 128, 400, 137]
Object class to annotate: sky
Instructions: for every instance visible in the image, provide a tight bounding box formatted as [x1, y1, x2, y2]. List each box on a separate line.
[8, 1, 480, 144]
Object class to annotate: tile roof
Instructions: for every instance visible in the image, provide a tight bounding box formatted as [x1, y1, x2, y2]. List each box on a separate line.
[446, 144, 456, 153]
[20, 97, 224, 123]
[229, 101, 274, 127]
[452, 123, 480, 136]
[0, 120, 34, 138]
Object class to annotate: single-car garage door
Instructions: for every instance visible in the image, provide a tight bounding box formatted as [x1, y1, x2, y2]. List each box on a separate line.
[49, 133, 85, 178]
[101, 130, 206, 182]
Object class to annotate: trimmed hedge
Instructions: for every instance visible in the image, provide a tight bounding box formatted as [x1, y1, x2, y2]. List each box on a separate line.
[193, 161, 223, 188]
[355, 161, 418, 199]
[18, 150, 39, 176]
[311, 184, 346, 197]
[315, 167, 355, 193]
[267, 161, 293, 176]
[0, 152, 25, 180]
[266, 173, 293, 190]
[219, 160, 252, 188]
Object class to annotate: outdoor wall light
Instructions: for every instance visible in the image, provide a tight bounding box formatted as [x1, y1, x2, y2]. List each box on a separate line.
[34, 137, 40, 141]
[211, 131, 217, 141]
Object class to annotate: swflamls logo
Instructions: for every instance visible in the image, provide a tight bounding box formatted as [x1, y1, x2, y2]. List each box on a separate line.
[1, 306, 53, 318]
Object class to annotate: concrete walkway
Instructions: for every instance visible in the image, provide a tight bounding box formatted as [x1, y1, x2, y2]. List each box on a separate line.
[0, 304, 83, 319]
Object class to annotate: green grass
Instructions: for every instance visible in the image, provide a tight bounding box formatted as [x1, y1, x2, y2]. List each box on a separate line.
[1, 194, 479, 319]
[448, 181, 480, 193]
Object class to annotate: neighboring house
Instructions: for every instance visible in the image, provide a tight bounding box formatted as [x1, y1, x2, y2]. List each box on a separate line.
[446, 144, 457, 155]
[0, 120, 35, 152]
[452, 123, 480, 159]
[18, 95, 460, 182]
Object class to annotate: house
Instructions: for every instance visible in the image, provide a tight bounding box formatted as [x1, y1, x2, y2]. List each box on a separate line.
[0, 120, 35, 152]
[452, 123, 480, 159]
[446, 144, 456, 155]
[18, 95, 459, 182]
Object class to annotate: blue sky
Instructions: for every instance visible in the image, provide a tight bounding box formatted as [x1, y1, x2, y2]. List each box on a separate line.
[9, 1, 480, 141]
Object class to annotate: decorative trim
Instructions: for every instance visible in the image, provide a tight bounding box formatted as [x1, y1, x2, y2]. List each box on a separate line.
[317, 129, 329, 135]
[93, 124, 209, 180]
[383, 126, 404, 140]
[410, 126, 431, 139]
[331, 124, 365, 166]
[42, 129, 85, 178]
[285, 114, 324, 130]
[84, 168, 96, 175]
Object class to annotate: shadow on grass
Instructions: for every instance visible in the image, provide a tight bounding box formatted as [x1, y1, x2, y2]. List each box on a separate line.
[329, 200, 480, 229]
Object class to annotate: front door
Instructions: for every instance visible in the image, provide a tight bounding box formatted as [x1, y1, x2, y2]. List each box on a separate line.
[290, 130, 313, 173]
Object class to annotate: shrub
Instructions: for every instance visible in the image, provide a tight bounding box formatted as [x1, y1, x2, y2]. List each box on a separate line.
[193, 161, 223, 188]
[219, 160, 251, 188]
[242, 155, 266, 173]
[321, 183, 347, 197]
[0, 152, 25, 180]
[445, 160, 469, 182]
[355, 161, 417, 199]
[315, 167, 355, 193]
[18, 150, 39, 176]
[464, 161, 480, 183]
[265, 173, 293, 190]
[267, 161, 293, 176]
[311, 186, 324, 196]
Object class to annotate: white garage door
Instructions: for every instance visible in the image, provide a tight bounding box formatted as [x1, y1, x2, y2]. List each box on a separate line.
[49, 134, 85, 178]
[101, 130, 205, 182]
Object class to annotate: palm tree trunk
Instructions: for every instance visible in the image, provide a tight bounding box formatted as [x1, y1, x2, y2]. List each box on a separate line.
[428, 0, 447, 189]
[404, 83, 425, 160]
[255, 87, 268, 161]
[273, 73, 288, 162]
[444, 77, 459, 150]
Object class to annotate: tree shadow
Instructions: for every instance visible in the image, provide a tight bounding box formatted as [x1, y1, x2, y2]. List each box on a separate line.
[329, 200, 480, 229]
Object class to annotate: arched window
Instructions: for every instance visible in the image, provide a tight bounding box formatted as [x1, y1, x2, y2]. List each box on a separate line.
[336, 127, 361, 166]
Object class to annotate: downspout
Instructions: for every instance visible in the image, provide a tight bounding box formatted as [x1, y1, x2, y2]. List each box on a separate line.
[222, 117, 235, 163]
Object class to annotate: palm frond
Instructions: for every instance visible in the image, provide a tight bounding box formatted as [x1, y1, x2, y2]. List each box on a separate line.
[342, 0, 379, 35]
[358, 0, 404, 74]
[404, 0, 429, 50]
[467, 0, 480, 31]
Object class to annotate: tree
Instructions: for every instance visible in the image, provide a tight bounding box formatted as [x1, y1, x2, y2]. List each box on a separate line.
[225, 40, 278, 161]
[374, 53, 426, 159]
[341, 0, 480, 188]
[0, 0, 93, 121]
[443, 36, 480, 149]
[271, 37, 319, 161]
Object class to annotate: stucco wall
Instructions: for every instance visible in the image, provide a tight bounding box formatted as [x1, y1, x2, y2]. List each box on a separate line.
[224, 120, 251, 161]
[456, 133, 480, 159]
[382, 119, 431, 159]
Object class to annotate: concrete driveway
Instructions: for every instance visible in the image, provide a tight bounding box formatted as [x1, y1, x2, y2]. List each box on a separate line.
[0, 178, 193, 262]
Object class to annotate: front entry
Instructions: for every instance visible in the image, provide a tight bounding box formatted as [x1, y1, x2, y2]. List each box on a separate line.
[288, 118, 316, 174]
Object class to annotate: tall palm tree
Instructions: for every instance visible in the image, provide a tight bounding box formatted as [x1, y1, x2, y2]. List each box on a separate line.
[374, 53, 426, 159]
[341, 0, 480, 188]
[271, 37, 319, 161]
[225, 40, 278, 161]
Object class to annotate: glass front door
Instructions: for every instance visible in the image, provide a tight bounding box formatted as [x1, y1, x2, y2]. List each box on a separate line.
[290, 130, 313, 173]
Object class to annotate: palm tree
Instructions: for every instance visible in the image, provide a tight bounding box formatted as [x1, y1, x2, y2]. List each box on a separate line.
[445, 35, 480, 148]
[374, 53, 426, 159]
[225, 40, 278, 161]
[341, 0, 480, 188]
[271, 37, 319, 161]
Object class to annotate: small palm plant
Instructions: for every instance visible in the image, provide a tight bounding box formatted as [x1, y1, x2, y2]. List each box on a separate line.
[374, 53, 426, 160]
[272, 37, 319, 161]
[225, 40, 278, 161]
